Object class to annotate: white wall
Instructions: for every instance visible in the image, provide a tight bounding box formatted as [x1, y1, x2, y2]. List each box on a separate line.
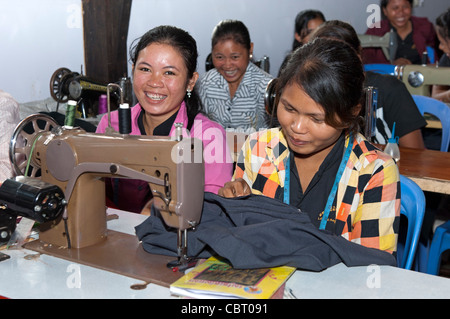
[1, 0, 448, 103]
[0, 0, 84, 103]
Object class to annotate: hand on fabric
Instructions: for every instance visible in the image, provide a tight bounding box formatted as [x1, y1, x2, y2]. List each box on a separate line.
[218, 178, 251, 198]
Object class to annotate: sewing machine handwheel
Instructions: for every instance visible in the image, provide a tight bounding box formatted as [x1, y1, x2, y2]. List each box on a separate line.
[50, 67, 72, 103]
[9, 114, 59, 177]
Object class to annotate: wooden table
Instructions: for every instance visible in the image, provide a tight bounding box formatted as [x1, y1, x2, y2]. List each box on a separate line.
[397, 146, 450, 195]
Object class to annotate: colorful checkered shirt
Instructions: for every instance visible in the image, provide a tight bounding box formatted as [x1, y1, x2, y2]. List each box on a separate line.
[234, 128, 400, 253]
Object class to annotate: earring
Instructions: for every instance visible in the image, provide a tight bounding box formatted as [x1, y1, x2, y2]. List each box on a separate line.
[186, 89, 192, 98]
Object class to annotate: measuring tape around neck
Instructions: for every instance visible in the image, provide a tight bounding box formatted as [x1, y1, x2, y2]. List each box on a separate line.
[283, 133, 354, 230]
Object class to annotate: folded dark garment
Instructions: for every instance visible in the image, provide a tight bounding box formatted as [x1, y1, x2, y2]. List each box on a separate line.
[135, 192, 397, 271]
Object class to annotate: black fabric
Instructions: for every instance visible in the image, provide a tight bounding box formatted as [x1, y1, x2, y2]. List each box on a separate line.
[135, 193, 397, 271]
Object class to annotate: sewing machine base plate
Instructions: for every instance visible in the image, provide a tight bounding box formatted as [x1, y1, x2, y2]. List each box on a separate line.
[23, 230, 183, 288]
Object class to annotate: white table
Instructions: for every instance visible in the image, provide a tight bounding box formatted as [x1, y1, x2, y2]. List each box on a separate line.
[1, 208, 450, 299]
[286, 263, 450, 299]
[0, 208, 171, 299]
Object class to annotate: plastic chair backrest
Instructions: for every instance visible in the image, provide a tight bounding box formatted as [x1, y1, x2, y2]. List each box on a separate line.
[364, 64, 396, 75]
[412, 95, 450, 152]
[397, 175, 426, 269]
[426, 220, 450, 275]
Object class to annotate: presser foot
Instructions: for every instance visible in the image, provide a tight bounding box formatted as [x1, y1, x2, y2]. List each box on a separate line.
[167, 228, 198, 272]
[167, 256, 198, 272]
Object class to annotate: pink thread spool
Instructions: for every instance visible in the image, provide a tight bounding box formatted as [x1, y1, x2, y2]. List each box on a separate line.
[98, 94, 107, 114]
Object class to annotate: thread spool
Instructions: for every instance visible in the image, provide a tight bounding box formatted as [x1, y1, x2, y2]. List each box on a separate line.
[118, 103, 131, 134]
[65, 100, 77, 128]
[98, 94, 107, 114]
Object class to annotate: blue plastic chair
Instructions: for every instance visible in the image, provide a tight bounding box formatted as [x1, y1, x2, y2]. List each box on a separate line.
[412, 95, 450, 152]
[396, 175, 426, 270]
[364, 64, 396, 76]
[412, 95, 450, 273]
[427, 221, 450, 275]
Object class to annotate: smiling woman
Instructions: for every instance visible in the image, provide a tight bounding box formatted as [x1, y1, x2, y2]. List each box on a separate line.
[95, 25, 233, 214]
[362, 0, 436, 64]
[132, 43, 198, 134]
[198, 19, 273, 131]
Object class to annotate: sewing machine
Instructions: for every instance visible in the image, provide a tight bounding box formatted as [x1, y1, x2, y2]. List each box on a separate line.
[358, 29, 397, 63]
[50, 67, 132, 117]
[2, 109, 205, 284]
[395, 64, 450, 96]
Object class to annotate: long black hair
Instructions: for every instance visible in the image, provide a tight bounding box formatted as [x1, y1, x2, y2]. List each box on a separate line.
[129, 25, 202, 131]
[436, 7, 450, 40]
[380, 0, 413, 19]
[211, 19, 252, 51]
[278, 37, 365, 134]
[380, 0, 413, 8]
[292, 10, 326, 50]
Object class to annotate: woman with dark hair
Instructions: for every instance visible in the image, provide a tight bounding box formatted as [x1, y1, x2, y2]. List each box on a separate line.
[198, 19, 273, 130]
[96, 25, 233, 213]
[278, 10, 326, 76]
[312, 20, 426, 149]
[291, 9, 326, 50]
[363, 0, 436, 65]
[219, 38, 400, 254]
[432, 7, 450, 102]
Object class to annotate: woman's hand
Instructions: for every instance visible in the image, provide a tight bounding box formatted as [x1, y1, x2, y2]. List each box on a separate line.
[218, 178, 251, 198]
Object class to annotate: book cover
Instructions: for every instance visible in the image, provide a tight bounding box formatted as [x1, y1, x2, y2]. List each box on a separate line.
[170, 256, 296, 299]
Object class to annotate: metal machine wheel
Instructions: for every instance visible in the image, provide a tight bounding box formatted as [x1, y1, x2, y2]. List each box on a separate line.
[49, 67, 73, 103]
[9, 114, 59, 177]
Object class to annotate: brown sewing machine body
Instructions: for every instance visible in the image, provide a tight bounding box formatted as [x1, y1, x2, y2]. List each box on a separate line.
[30, 127, 204, 249]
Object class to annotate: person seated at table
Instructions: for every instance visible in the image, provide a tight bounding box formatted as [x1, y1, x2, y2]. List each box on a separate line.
[96, 25, 233, 213]
[311, 20, 426, 149]
[362, 0, 436, 65]
[219, 38, 400, 254]
[432, 7, 450, 103]
[0, 90, 20, 183]
[278, 9, 326, 76]
[198, 19, 273, 131]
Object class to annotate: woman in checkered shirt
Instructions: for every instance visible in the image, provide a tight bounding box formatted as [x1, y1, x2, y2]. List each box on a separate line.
[219, 38, 401, 254]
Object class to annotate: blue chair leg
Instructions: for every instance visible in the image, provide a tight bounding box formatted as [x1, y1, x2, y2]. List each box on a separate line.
[415, 241, 429, 272]
[427, 221, 450, 275]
